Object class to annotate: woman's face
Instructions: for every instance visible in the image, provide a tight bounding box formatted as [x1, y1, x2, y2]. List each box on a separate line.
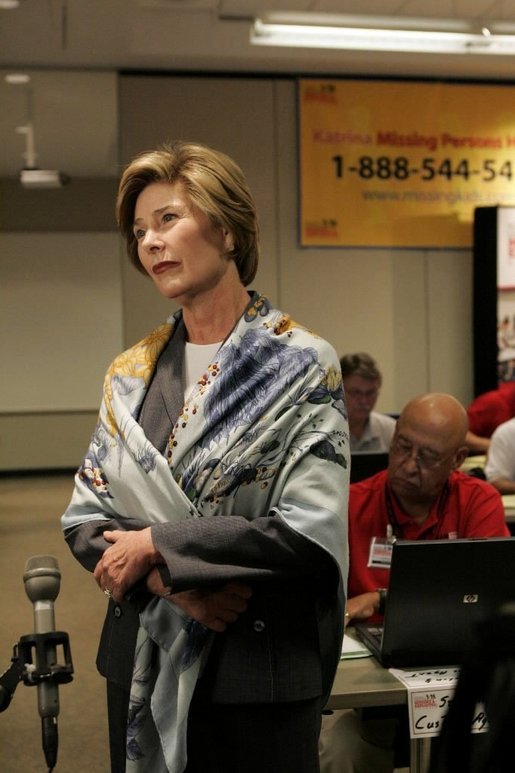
[133, 180, 234, 305]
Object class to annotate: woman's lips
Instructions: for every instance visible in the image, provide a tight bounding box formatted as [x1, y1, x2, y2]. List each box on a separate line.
[152, 261, 178, 275]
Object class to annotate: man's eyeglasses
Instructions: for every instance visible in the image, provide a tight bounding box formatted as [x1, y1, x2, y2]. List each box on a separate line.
[390, 437, 450, 471]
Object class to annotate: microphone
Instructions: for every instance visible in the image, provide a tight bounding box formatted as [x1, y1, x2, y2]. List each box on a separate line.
[23, 555, 62, 771]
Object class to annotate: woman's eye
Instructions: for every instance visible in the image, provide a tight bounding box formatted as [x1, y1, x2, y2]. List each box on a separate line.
[162, 212, 175, 223]
[134, 228, 145, 240]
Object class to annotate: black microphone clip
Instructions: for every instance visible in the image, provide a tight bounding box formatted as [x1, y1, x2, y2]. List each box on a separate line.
[17, 630, 74, 691]
[1, 632, 73, 770]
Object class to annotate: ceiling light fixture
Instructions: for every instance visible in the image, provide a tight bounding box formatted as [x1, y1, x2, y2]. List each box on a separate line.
[250, 13, 515, 56]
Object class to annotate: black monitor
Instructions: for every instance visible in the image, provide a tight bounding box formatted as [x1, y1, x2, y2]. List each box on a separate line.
[350, 452, 389, 484]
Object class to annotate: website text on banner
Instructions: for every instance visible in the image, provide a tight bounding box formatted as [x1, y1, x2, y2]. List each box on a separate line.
[299, 79, 515, 249]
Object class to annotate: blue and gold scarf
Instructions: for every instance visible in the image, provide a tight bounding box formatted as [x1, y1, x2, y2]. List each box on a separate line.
[62, 294, 349, 772]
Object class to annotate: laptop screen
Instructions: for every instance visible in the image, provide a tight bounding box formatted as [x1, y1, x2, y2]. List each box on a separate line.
[350, 452, 389, 483]
[363, 537, 515, 668]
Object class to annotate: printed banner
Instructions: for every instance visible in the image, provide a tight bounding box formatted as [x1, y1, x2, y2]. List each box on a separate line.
[299, 79, 515, 248]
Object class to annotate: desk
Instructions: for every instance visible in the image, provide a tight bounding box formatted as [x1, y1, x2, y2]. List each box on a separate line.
[459, 454, 486, 473]
[502, 494, 515, 523]
[327, 651, 405, 711]
[327, 647, 431, 773]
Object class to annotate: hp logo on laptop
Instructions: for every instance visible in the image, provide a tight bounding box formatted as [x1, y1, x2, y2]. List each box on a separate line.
[463, 594, 479, 604]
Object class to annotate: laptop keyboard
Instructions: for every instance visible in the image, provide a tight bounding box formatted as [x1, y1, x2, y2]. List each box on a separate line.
[365, 625, 383, 645]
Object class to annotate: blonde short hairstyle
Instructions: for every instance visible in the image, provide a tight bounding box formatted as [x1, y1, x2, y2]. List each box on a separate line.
[116, 140, 260, 286]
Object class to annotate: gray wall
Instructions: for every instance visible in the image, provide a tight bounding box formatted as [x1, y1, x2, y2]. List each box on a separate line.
[0, 73, 473, 471]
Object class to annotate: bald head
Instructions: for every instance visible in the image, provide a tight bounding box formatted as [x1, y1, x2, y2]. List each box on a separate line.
[397, 393, 468, 453]
[388, 393, 470, 508]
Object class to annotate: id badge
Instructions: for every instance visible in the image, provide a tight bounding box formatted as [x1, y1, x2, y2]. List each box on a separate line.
[368, 537, 393, 568]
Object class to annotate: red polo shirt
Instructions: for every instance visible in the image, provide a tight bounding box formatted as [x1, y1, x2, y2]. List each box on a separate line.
[348, 469, 509, 599]
[467, 382, 515, 438]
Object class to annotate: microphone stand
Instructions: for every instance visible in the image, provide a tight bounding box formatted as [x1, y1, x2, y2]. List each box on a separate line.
[0, 630, 74, 771]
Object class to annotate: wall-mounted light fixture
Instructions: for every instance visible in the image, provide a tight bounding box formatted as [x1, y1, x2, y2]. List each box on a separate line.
[250, 13, 515, 56]
[5, 73, 70, 188]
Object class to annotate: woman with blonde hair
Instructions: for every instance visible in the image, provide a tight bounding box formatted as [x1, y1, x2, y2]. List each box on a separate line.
[62, 140, 349, 773]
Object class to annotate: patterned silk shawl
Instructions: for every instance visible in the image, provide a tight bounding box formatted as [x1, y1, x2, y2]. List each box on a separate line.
[62, 294, 349, 772]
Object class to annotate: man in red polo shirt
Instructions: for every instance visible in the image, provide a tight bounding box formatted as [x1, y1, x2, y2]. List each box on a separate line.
[320, 392, 509, 773]
[466, 381, 515, 454]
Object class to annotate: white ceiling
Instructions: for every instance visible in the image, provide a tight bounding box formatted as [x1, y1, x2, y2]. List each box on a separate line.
[2, 0, 515, 178]
[2, 0, 515, 78]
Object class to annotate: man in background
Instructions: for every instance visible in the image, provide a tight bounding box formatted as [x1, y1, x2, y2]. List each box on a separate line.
[340, 353, 396, 454]
[320, 392, 509, 773]
[485, 416, 515, 494]
[466, 381, 515, 453]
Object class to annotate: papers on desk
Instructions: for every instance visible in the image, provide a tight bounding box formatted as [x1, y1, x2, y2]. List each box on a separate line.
[341, 630, 372, 660]
[459, 455, 486, 473]
[502, 493, 515, 513]
[390, 667, 488, 739]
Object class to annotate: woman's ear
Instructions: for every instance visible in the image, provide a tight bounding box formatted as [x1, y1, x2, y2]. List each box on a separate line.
[222, 228, 234, 254]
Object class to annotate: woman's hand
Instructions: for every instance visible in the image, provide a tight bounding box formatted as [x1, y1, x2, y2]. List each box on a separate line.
[345, 591, 380, 626]
[146, 569, 252, 633]
[94, 528, 160, 601]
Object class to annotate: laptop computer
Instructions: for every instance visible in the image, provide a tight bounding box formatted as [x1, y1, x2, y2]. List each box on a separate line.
[354, 537, 515, 668]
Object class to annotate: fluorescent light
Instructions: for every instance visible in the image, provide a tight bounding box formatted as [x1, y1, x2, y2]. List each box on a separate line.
[250, 13, 515, 55]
